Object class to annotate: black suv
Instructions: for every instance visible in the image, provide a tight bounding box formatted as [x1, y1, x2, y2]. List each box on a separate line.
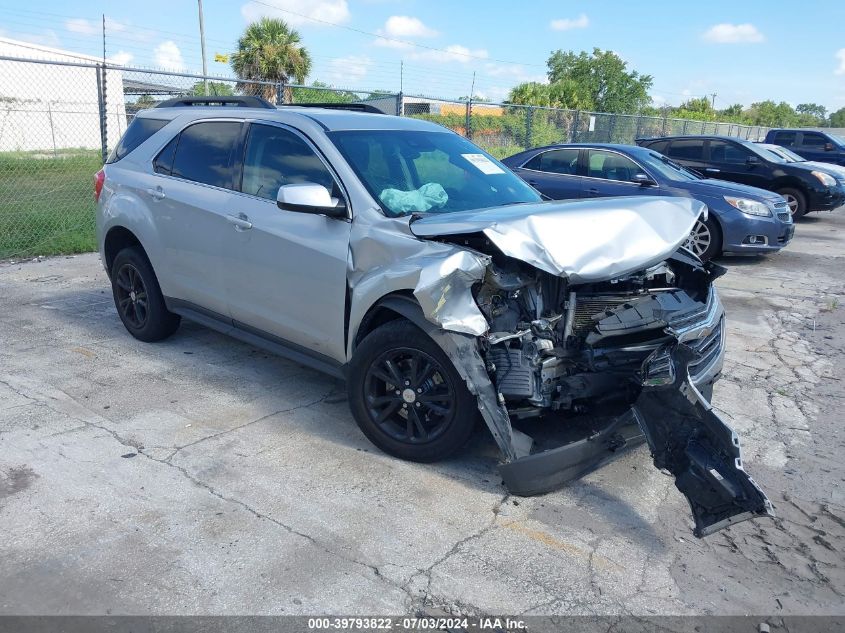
[637, 135, 845, 218]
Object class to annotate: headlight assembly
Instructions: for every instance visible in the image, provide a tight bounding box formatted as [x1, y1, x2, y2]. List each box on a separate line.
[811, 170, 837, 187]
[723, 196, 772, 217]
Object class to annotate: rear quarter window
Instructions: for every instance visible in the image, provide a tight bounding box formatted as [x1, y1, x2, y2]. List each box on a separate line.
[107, 117, 169, 163]
[667, 140, 704, 160]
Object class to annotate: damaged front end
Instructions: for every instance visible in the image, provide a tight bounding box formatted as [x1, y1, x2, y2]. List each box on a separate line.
[406, 199, 773, 537]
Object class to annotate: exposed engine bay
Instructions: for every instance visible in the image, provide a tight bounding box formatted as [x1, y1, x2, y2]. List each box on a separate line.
[472, 244, 719, 417]
[413, 231, 773, 538]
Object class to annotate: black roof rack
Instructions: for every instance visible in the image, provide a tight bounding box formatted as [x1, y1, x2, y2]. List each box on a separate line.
[284, 102, 386, 114]
[155, 96, 276, 109]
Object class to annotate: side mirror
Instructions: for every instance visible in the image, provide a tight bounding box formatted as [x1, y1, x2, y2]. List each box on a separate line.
[631, 173, 656, 186]
[277, 182, 347, 218]
[824, 142, 835, 152]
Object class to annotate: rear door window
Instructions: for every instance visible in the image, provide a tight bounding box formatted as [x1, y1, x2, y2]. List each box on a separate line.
[169, 121, 242, 189]
[107, 117, 168, 163]
[666, 139, 704, 160]
[523, 148, 580, 175]
[773, 131, 797, 146]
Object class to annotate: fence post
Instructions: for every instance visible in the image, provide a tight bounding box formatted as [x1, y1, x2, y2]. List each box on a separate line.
[661, 116, 668, 136]
[525, 107, 533, 149]
[465, 99, 472, 140]
[571, 110, 580, 142]
[95, 64, 108, 164]
[276, 82, 283, 105]
[635, 115, 643, 139]
[396, 92, 403, 116]
[607, 114, 617, 143]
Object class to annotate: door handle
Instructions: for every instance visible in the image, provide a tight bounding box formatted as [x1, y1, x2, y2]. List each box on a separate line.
[586, 187, 600, 195]
[146, 186, 166, 200]
[226, 213, 253, 231]
[527, 180, 539, 186]
[705, 168, 721, 173]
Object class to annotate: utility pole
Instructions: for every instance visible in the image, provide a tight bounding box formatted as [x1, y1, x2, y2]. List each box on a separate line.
[197, 0, 208, 95]
[710, 92, 717, 108]
[400, 60, 403, 94]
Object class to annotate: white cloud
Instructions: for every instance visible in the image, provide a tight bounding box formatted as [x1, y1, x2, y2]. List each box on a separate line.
[326, 55, 372, 84]
[382, 15, 437, 38]
[373, 37, 413, 50]
[702, 23, 764, 43]
[154, 41, 185, 70]
[65, 17, 127, 37]
[835, 48, 845, 75]
[550, 14, 589, 31]
[108, 50, 133, 66]
[65, 18, 97, 36]
[411, 44, 488, 64]
[241, 0, 350, 27]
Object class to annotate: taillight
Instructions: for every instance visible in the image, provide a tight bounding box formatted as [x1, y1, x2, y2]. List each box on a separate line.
[94, 169, 105, 202]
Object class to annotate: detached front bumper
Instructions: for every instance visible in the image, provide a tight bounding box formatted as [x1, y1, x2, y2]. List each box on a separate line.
[499, 340, 772, 537]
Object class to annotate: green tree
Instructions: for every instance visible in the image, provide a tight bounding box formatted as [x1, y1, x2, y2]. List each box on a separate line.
[231, 17, 311, 103]
[188, 81, 234, 96]
[545, 48, 653, 113]
[796, 103, 827, 124]
[507, 79, 591, 110]
[830, 107, 845, 127]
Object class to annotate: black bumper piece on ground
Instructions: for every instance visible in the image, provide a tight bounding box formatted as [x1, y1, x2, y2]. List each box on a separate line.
[498, 344, 773, 537]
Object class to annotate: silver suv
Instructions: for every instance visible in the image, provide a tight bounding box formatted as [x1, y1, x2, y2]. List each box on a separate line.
[96, 96, 771, 537]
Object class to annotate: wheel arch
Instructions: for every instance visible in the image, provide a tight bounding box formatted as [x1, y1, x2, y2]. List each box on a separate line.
[103, 226, 148, 277]
[351, 292, 436, 354]
[770, 177, 810, 198]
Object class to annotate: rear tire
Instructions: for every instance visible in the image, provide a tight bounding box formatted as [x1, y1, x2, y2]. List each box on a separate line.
[347, 319, 478, 462]
[777, 187, 807, 219]
[684, 215, 722, 262]
[111, 246, 180, 342]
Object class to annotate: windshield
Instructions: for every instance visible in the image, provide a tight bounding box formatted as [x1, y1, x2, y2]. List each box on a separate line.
[828, 133, 845, 146]
[328, 130, 541, 216]
[746, 143, 789, 163]
[639, 151, 702, 182]
[765, 145, 805, 162]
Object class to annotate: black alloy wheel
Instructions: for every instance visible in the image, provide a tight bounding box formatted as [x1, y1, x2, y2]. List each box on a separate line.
[363, 347, 456, 445]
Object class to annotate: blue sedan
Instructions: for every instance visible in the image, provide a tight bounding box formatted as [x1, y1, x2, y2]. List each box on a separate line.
[502, 143, 794, 261]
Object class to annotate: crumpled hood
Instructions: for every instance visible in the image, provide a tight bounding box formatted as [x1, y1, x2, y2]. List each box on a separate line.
[409, 196, 706, 283]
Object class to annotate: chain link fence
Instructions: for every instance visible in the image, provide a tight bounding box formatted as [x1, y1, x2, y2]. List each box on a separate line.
[1, 54, 771, 258]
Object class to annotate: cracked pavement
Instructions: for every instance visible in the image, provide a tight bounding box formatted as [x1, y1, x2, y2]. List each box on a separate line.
[1, 212, 844, 616]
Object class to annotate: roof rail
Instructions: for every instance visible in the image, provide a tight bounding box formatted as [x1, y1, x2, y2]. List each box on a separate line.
[284, 102, 386, 114]
[155, 96, 276, 109]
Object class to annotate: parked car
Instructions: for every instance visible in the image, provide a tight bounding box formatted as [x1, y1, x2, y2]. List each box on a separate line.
[636, 135, 845, 218]
[758, 142, 845, 181]
[96, 96, 772, 537]
[764, 129, 845, 166]
[502, 143, 793, 261]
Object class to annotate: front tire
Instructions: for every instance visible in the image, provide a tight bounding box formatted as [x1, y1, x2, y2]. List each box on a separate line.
[348, 319, 478, 462]
[111, 246, 180, 342]
[777, 187, 807, 219]
[684, 215, 722, 262]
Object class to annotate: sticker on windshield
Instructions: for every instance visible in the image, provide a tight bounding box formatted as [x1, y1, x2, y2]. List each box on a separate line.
[461, 153, 505, 175]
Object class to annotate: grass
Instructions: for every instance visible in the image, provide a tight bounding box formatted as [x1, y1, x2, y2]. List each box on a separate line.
[0, 150, 102, 259]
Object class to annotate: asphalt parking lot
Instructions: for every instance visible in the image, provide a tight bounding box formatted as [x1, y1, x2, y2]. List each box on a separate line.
[1, 212, 844, 616]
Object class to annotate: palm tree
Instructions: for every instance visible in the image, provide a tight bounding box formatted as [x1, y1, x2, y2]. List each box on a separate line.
[230, 18, 311, 104]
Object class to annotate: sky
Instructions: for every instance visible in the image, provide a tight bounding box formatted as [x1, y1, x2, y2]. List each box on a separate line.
[1, 0, 844, 112]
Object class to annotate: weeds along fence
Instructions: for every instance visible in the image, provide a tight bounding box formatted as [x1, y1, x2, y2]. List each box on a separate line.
[0, 54, 770, 258]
